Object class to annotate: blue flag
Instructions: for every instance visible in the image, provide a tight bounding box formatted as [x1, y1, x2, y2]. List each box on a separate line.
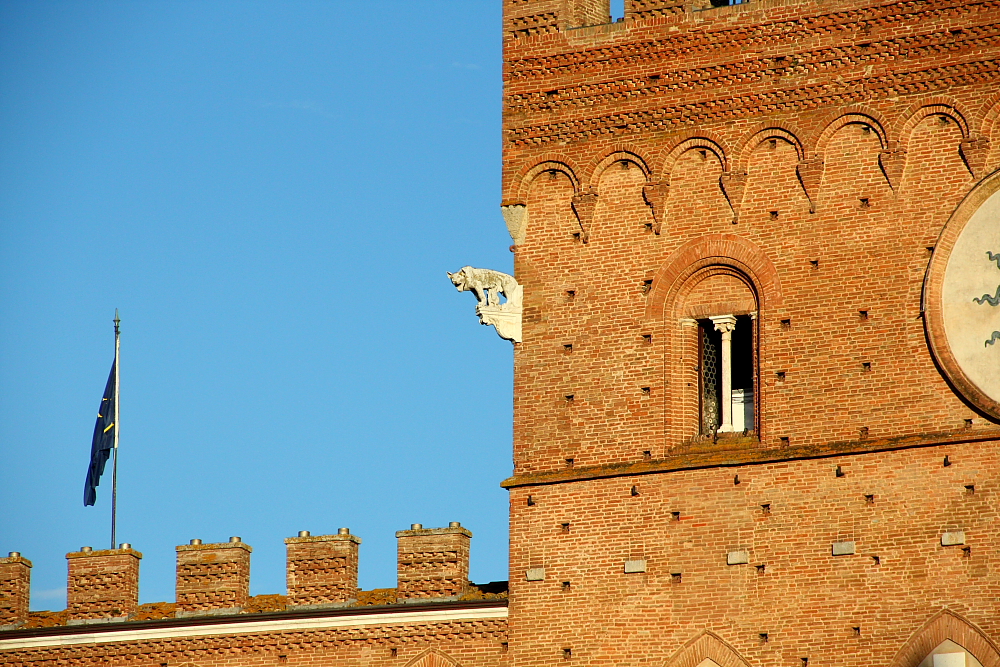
[84, 360, 116, 506]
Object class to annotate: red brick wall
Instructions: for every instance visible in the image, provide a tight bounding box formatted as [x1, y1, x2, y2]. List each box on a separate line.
[507, 441, 999, 667]
[502, 0, 1000, 664]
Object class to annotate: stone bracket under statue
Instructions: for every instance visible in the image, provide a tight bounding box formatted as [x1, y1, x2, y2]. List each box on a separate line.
[447, 266, 523, 343]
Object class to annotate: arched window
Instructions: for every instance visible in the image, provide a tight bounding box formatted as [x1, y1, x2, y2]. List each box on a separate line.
[917, 640, 985, 667]
[676, 268, 759, 438]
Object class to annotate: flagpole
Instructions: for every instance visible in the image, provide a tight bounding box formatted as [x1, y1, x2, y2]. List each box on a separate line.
[111, 309, 120, 550]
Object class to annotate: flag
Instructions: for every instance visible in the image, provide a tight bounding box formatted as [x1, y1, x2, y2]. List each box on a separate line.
[84, 359, 116, 506]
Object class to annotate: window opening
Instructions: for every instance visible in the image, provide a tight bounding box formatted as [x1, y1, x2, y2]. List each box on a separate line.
[699, 314, 754, 434]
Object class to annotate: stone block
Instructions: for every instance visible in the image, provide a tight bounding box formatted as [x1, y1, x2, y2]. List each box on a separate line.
[832, 541, 856, 556]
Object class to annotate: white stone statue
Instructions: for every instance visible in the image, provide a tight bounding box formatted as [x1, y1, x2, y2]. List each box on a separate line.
[447, 266, 523, 343]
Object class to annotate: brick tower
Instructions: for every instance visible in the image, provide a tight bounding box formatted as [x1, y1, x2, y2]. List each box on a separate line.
[499, 0, 1000, 666]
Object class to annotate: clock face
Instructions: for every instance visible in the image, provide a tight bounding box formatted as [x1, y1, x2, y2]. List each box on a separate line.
[926, 173, 1000, 420]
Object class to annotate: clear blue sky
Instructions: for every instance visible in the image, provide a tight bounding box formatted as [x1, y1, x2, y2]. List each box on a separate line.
[0, 1, 534, 609]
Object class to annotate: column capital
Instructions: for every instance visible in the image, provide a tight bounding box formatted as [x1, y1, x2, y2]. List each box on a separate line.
[709, 314, 737, 333]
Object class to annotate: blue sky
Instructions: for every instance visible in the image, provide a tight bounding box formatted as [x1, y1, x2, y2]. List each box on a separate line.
[0, 1, 522, 609]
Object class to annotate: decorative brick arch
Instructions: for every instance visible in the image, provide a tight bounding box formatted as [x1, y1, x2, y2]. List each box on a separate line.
[662, 630, 754, 667]
[404, 649, 461, 667]
[509, 155, 582, 204]
[657, 134, 730, 178]
[896, 100, 971, 148]
[887, 609, 1000, 667]
[815, 111, 890, 155]
[645, 234, 782, 321]
[732, 125, 807, 173]
[585, 146, 653, 186]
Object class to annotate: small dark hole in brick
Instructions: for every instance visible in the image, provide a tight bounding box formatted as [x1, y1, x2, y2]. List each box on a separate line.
[734, 474, 741, 485]
[671, 511, 681, 521]
[642, 450, 652, 461]
[571, 232, 582, 242]
[649, 74, 661, 80]
[861, 125, 871, 134]
[761, 503, 771, 515]
[943, 455, 951, 467]
[566, 290, 576, 300]
[776, 371, 786, 382]
[756, 563, 766, 574]
[853, 627, 861, 637]
[641, 386, 651, 396]
[862, 362, 872, 372]
[859, 197, 870, 208]
[278, 657, 288, 663]
[872, 555, 881, 565]
[565, 458, 575, 468]
[562, 581, 571, 591]
[759, 633, 769, 643]
[501, 643, 509, 653]
[769, 210, 779, 219]
[781, 319, 791, 330]
[865, 494, 875, 504]
[671, 572, 682, 583]
[642, 334, 652, 345]
[859, 427, 869, 439]
[780, 437, 790, 446]
[836, 465, 845, 477]
[926, 246, 935, 254]
[549, 170, 560, 180]
[859, 310, 869, 320]
[641, 279, 653, 294]
[561, 522, 570, 533]
[563, 648, 572, 660]
[390, 648, 398, 658]
[938, 114, 951, 125]
[950, 27, 964, 34]
[563, 343, 573, 353]
[810, 259, 819, 269]
[527, 495, 535, 506]
[965, 484, 975, 495]
[631, 485, 640, 496]
[620, 160, 631, 170]
[768, 139, 778, 149]
[565, 395, 575, 403]
[643, 222, 653, 232]
[802, 658, 809, 666]
[964, 418, 973, 428]
[962, 546, 972, 557]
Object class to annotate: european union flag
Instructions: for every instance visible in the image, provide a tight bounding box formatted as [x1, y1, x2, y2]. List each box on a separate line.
[84, 360, 116, 506]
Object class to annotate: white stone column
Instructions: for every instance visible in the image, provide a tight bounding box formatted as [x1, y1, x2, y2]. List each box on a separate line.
[710, 314, 737, 433]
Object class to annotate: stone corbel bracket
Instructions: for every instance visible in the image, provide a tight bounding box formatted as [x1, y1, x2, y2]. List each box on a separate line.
[719, 172, 748, 224]
[447, 266, 523, 343]
[501, 202, 528, 245]
[878, 149, 906, 191]
[796, 158, 824, 213]
[642, 181, 669, 234]
[959, 136, 990, 178]
[571, 188, 599, 243]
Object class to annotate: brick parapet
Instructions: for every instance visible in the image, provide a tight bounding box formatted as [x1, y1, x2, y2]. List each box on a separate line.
[0, 555, 32, 630]
[65, 548, 141, 625]
[175, 540, 251, 617]
[396, 526, 473, 602]
[284, 532, 361, 608]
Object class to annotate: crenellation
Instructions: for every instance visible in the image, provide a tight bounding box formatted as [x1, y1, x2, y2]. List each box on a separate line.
[0, 553, 31, 630]
[175, 539, 251, 617]
[65, 546, 141, 625]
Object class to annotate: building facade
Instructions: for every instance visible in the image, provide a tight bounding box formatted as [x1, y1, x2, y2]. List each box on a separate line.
[3, 0, 1000, 665]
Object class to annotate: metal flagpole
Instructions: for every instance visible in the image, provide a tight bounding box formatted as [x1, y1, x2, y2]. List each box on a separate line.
[111, 309, 120, 550]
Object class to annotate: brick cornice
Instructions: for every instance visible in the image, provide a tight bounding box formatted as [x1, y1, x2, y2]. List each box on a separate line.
[500, 428, 1000, 488]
